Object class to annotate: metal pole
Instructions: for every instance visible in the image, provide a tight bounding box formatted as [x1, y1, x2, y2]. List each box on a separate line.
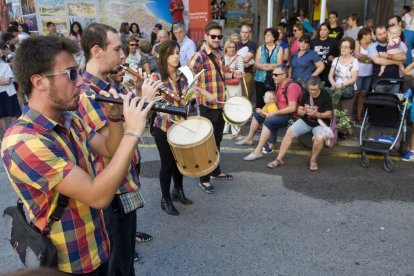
[267, 0, 273, 27]
[320, 0, 326, 24]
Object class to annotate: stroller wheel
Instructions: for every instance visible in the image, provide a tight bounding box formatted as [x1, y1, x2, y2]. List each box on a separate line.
[360, 153, 369, 168]
[383, 157, 395, 172]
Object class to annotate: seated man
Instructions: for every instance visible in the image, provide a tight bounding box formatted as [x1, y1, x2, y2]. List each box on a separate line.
[242, 64, 303, 160]
[267, 76, 333, 171]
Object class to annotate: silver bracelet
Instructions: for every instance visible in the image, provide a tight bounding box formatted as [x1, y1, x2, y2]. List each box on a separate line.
[124, 131, 141, 141]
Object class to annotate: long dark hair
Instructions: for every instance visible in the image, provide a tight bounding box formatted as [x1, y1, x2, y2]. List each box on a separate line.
[129, 23, 140, 34]
[69, 21, 82, 37]
[158, 40, 180, 81]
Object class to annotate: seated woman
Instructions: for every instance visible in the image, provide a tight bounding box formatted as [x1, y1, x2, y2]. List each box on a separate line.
[241, 64, 303, 161]
[267, 76, 333, 171]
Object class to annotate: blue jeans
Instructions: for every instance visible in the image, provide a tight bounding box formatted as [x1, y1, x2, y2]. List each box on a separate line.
[263, 114, 292, 144]
[404, 29, 414, 66]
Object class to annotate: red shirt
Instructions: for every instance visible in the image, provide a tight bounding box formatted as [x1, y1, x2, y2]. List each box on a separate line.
[275, 79, 303, 117]
[170, 0, 184, 22]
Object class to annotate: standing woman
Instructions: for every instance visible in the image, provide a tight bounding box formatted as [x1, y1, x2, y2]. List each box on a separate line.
[69, 21, 85, 73]
[354, 27, 373, 122]
[130, 22, 143, 39]
[290, 23, 305, 57]
[290, 35, 324, 82]
[276, 26, 290, 63]
[152, 40, 192, 216]
[119, 22, 130, 43]
[328, 37, 359, 139]
[254, 27, 283, 108]
[223, 39, 245, 138]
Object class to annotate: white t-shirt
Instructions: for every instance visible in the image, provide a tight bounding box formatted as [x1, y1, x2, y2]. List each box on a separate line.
[332, 57, 359, 88]
[357, 46, 373, 77]
[402, 13, 414, 31]
[0, 62, 17, 96]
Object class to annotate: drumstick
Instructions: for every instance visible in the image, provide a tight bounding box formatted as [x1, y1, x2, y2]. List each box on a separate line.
[169, 119, 197, 134]
[216, 101, 244, 106]
[242, 77, 249, 98]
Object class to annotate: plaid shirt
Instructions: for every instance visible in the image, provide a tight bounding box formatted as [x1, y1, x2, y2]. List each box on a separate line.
[1, 106, 110, 274]
[188, 48, 226, 109]
[153, 74, 188, 132]
[77, 71, 141, 194]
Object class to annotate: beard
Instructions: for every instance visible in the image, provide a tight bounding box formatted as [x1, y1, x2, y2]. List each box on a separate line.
[50, 81, 79, 112]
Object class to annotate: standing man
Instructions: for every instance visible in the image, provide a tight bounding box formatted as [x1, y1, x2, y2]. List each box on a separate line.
[188, 21, 242, 193]
[211, 0, 226, 30]
[239, 2, 254, 28]
[237, 24, 257, 100]
[1, 35, 156, 274]
[77, 23, 161, 275]
[152, 29, 169, 58]
[343, 13, 360, 40]
[173, 23, 196, 66]
[327, 11, 343, 41]
[46, 22, 64, 38]
[170, 0, 185, 24]
[369, 25, 407, 93]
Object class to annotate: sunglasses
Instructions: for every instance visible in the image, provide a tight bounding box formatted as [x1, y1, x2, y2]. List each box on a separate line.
[293, 29, 299, 32]
[273, 72, 284, 77]
[43, 67, 80, 82]
[209, 34, 223, 40]
[129, 43, 138, 47]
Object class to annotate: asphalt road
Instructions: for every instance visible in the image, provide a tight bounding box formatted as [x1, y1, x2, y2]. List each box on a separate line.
[1, 137, 413, 275]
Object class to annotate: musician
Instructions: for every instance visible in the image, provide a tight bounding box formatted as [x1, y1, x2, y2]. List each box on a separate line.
[188, 21, 243, 193]
[1, 35, 156, 274]
[151, 40, 193, 216]
[76, 23, 161, 275]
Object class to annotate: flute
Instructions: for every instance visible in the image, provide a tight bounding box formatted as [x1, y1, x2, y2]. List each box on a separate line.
[81, 91, 190, 118]
[120, 65, 188, 107]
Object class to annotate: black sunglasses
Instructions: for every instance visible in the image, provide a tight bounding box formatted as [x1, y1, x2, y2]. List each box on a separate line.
[273, 72, 285, 77]
[129, 43, 138, 47]
[209, 34, 223, 40]
[43, 67, 80, 82]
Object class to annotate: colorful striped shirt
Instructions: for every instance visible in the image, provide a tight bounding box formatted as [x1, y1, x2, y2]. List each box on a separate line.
[153, 73, 188, 132]
[77, 71, 140, 193]
[1, 106, 110, 274]
[188, 48, 226, 109]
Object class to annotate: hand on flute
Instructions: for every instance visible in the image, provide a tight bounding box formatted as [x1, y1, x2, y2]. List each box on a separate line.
[141, 77, 163, 101]
[123, 93, 154, 138]
[99, 88, 123, 119]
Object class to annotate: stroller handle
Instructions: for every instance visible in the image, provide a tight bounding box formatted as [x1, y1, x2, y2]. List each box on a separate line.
[372, 78, 409, 91]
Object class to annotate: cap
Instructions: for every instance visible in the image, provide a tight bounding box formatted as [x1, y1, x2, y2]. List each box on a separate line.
[155, 23, 162, 30]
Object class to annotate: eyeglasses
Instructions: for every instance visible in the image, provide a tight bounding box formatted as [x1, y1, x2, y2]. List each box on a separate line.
[293, 29, 299, 32]
[208, 34, 223, 40]
[43, 67, 80, 82]
[129, 43, 138, 47]
[340, 45, 350, 49]
[273, 72, 284, 77]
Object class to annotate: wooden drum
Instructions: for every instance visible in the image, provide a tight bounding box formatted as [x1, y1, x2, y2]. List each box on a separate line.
[223, 96, 253, 126]
[167, 116, 220, 177]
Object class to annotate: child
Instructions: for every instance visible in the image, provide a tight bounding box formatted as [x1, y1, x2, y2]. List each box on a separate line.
[379, 25, 405, 76]
[236, 91, 277, 145]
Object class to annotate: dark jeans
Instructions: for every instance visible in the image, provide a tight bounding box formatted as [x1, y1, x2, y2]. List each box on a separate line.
[152, 127, 183, 199]
[103, 198, 137, 276]
[255, 81, 267, 109]
[64, 262, 108, 275]
[199, 105, 225, 183]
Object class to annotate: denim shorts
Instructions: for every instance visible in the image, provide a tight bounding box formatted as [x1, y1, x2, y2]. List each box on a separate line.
[356, 76, 372, 92]
[253, 111, 265, 124]
[290, 118, 328, 140]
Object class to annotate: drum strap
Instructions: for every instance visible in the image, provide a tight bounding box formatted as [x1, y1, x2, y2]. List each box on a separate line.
[207, 52, 229, 98]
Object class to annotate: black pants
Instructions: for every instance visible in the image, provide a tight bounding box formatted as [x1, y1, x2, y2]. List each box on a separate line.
[103, 198, 137, 276]
[199, 105, 225, 183]
[152, 127, 183, 200]
[64, 262, 108, 275]
[255, 81, 267, 109]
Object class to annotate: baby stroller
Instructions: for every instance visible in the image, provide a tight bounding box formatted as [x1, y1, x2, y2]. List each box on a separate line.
[359, 80, 409, 172]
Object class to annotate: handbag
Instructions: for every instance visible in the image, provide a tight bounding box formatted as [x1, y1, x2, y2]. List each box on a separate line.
[224, 55, 241, 86]
[341, 85, 355, 99]
[225, 78, 240, 85]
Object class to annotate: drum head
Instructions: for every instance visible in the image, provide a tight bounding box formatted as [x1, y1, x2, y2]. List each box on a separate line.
[223, 96, 252, 123]
[168, 117, 212, 146]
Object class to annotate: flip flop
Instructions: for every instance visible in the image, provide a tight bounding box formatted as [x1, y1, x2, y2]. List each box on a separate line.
[210, 173, 233, 180]
[236, 140, 253, 146]
[267, 159, 284, 169]
[310, 162, 318, 171]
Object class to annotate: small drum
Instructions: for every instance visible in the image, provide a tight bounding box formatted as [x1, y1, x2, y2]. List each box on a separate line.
[223, 96, 253, 126]
[167, 116, 220, 177]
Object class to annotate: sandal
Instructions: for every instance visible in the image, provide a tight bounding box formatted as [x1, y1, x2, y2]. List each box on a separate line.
[210, 173, 233, 180]
[310, 161, 318, 171]
[236, 140, 253, 146]
[267, 159, 284, 169]
[243, 152, 263, 161]
[135, 232, 153, 243]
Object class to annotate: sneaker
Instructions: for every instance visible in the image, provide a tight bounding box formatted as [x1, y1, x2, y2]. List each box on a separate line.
[401, 150, 414, 161]
[199, 182, 215, 194]
[262, 144, 274, 154]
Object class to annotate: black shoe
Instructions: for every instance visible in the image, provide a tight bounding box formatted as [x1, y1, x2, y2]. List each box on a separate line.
[161, 198, 179, 216]
[198, 182, 215, 194]
[134, 251, 141, 262]
[338, 132, 347, 141]
[135, 232, 153, 243]
[172, 188, 193, 205]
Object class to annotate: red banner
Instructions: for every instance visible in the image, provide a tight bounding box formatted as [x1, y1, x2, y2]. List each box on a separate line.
[188, 1, 211, 44]
[0, 0, 9, 32]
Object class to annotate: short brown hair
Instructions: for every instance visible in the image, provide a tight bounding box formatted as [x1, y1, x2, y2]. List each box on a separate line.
[139, 39, 152, 53]
[339, 36, 356, 52]
[204, 21, 222, 35]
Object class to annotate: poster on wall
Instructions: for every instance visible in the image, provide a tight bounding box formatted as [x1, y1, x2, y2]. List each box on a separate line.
[6, 0, 22, 20]
[21, 0, 35, 15]
[23, 13, 38, 31]
[38, 0, 65, 16]
[69, 16, 97, 29]
[67, 0, 96, 17]
[40, 17, 68, 35]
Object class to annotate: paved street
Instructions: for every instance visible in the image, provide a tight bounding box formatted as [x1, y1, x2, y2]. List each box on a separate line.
[0, 136, 414, 275]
